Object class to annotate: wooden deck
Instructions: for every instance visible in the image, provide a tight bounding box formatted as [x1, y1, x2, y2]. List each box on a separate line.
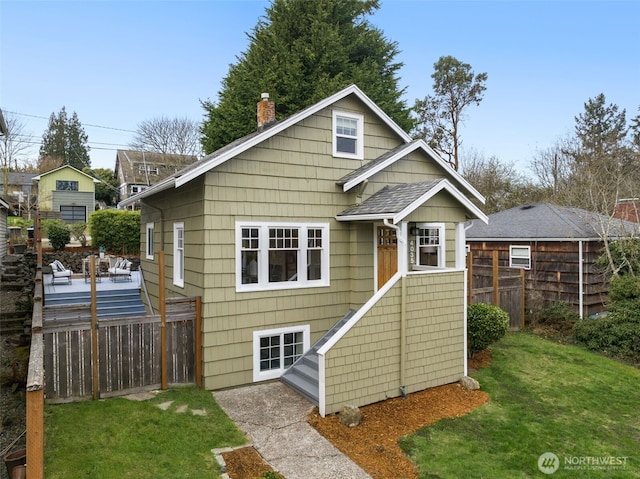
[43, 271, 141, 296]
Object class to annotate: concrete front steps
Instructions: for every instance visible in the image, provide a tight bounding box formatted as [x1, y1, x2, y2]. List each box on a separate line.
[281, 309, 356, 405]
[44, 288, 147, 320]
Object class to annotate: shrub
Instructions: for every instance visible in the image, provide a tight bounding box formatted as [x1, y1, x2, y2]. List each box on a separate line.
[573, 275, 640, 362]
[530, 301, 580, 326]
[45, 220, 71, 251]
[89, 210, 141, 255]
[467, 303, 509, 357]
[70, 222, 88, 247]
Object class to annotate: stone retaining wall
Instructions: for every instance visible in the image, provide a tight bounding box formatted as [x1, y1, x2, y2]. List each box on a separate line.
[42, 250, 140, 274]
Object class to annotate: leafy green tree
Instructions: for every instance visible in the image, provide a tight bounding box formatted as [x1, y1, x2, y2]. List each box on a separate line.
[39, 106, 90, 170]
[201, 0, 412, 154]
[413, 56, 488, 171]
[83, 167, 119, 207]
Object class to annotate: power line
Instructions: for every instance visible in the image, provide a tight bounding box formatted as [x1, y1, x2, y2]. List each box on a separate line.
[3, 109, 137, 133]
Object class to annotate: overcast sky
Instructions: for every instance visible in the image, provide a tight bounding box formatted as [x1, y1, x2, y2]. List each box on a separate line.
[1, 1, 638, 176]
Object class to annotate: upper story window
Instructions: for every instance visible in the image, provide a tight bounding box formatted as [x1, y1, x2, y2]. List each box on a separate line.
[130, 185, 147, 195]
[138, 164, 159, 175]
[414, 223, 445, 268]
[56, 180, 78, 191]
[236, 221, 329, 292]
[333, 110, 364, 160]
[510, 245, 531, 269]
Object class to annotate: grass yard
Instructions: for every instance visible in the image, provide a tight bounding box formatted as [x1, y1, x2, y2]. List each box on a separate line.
[44, 386, 246, 478]
[400, 332, 640, 478]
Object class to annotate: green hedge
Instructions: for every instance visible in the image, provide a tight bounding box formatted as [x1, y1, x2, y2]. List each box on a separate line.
[89, 210, 140, 255]
[573, 275, 640, 362]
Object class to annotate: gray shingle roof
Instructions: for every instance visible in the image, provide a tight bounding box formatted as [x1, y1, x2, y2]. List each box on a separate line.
[337, 180, 442, 218]
[467, 203, 640, 240]
[116, 150, 199, 185]
[336, 142, 416, 186]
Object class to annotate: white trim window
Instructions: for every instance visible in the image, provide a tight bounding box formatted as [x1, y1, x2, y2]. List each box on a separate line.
[333, 110, 364, 160]
[236, 222, 329, 291]
[414, 223, 445, 268]
[173, 222, 184, 287]
[146, 222, 154, 260]
[253, 325, 310, 381]
[510, 245, 531, 269]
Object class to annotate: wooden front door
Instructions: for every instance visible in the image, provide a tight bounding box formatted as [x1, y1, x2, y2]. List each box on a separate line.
[377, 226, 397, 289]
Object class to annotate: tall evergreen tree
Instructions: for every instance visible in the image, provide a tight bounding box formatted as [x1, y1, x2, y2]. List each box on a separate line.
[39, 107, 90, 170]
[560, 94, 636, 213]
[201, 0, 412, 154]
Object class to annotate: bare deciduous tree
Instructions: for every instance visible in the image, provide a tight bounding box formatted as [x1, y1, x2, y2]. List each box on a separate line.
[1, 111, 35, 195]
[461, 150, 544, 214]
[130, 117, 202, 157]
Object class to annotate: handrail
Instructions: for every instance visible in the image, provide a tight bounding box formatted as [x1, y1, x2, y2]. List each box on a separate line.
[138, 265, 154, 315]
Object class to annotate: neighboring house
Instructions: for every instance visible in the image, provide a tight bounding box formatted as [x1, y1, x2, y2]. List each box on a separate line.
[115, 150, 198, 209]
[0, 172, 37, 215]
[120, 85, 487, 416]
[613, 198, 640, 223]
[33, 165, 99, 223]
[0, 197, 10, 258]
[466, 203, 640, 318]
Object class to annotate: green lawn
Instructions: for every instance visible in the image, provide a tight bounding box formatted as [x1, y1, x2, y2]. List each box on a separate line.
[400, 332, 640, 478]
[45, 386, 246, 479]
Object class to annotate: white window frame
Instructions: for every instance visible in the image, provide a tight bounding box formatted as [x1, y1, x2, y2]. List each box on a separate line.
[253, 325, 310, 381]
[173, 222, 184, 287]
[510, 245, 531, 269]
[413, 222, 446, 269]
[235, 221, 330, 292]
[145, 222, 154, 260]
[332, 110, 364, 160]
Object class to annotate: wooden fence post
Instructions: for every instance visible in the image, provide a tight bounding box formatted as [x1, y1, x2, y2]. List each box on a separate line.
[492, 250, 499, 307]
[90, 256, 99, 400]
[159, 251, 167, 390]
[520, 268, 526, 328]
[467, 249, 473, 305]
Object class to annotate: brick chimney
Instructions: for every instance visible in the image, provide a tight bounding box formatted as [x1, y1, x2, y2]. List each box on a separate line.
[257, 93, 276, 130]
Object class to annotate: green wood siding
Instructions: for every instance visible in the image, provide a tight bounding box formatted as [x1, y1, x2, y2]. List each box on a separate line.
[323, 271, 465, 414]
[138, 178, 205, 308]
[139, 95, 474, 392]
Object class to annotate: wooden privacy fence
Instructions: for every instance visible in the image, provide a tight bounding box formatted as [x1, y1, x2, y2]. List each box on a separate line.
[43, 296, 200, 402]
[468, 250, 525, 330]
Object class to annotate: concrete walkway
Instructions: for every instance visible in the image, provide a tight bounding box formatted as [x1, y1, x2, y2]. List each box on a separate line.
[213, 382, 372, 479]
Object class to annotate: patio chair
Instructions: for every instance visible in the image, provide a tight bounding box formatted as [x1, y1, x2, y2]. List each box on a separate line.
[108, 258, 132, 282]
[49, 260, 72, 284]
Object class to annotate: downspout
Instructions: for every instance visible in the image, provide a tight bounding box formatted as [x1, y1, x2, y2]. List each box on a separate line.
[579, 240, 584, 319]
[383, 218, 407, 399]
[463, 221, 474, 376]
[141, 200, 165, 250]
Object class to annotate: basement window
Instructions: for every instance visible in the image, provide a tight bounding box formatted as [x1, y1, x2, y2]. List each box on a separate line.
[253, 325, 310, 381]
